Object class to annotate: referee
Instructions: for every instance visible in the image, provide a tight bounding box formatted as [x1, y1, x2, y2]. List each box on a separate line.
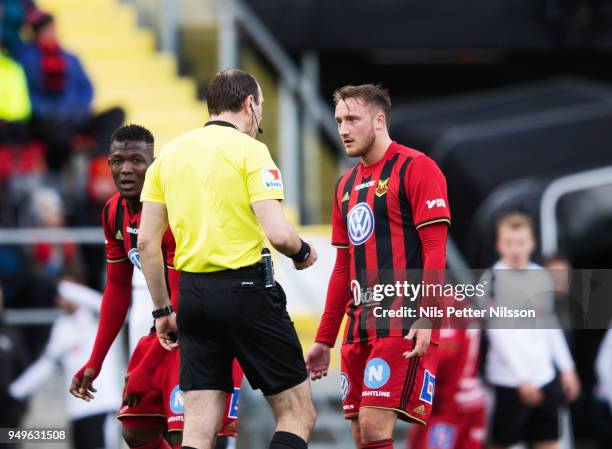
[137, 69, 318, 449]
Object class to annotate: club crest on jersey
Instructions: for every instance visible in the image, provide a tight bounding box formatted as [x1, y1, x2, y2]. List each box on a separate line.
[169, 385, 184, 414]
[347, 202, 375, 245]
[115, 230, 123, 240]
[127, 248, 142, 271]
[262, 168, 283, 189]
[340, 372, 350, 401]
[375, 178, 389, 197]
[419, 369, 436, 404]
[364, 358, 391, 389]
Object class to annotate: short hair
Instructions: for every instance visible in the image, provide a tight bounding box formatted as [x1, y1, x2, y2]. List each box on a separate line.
[207, 69, 260, 116]
[110, 124, 154, 145]
[333, 84, 392, 128]
[496, 211, 534, 235]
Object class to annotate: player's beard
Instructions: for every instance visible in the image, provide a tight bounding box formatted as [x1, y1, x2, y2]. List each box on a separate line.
[348, 126, 377, 158]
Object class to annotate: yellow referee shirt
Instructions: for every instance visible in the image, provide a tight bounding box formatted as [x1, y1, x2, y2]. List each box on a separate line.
[141, 122, 284, 272]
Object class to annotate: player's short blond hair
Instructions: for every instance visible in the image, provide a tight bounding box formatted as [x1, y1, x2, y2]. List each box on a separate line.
[496, 212, 534, 237]
[333, 84, 391, 129]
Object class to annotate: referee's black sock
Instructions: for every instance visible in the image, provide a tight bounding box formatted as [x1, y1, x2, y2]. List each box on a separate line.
[269, 431, 307, 449]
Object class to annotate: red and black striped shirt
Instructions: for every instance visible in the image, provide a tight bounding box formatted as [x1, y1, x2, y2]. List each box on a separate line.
[331, 142, 451, 343]
[102, 192, 175, 270]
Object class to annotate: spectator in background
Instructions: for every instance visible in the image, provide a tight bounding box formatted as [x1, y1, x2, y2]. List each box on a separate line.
[0, 0, 38, 55]
[9, 272, 121, 449]
[0, 281, 29, 438]
[18, 12, 124, 170]
[544, 254, 585, 334]
[27, 186, 81, 281]
[593, 325, 612, 449]
[481, 212, 581, 449]
[0, 47, 30, 145]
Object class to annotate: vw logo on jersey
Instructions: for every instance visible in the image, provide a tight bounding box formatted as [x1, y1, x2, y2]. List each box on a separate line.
[127, 247, 142, 271]
[340, 372, 350, 401]
[364, 358, 391, 389]
[347, 202, 375, 246]
[169, 384, 184, 414]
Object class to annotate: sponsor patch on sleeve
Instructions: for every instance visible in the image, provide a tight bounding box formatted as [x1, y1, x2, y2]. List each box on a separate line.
[262, 168, 283, 189]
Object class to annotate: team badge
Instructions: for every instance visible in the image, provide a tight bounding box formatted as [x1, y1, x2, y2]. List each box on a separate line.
[342, 192, 350, 202]
[364, 358, 391, 389]
[419, 369, 436, 404]
[115, 230, 123, 240]
[375, 178, 389, 197]
[169, 385, 184, 414]
[340, 372, 350, 401]
[228, 387, 240, 419]
[262, 168, 283, 189]
[347, 202, 375, 245]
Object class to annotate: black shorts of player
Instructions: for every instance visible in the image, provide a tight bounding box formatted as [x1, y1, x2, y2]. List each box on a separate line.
[177, 265, 308, 396]
[491, 377, 562, 446]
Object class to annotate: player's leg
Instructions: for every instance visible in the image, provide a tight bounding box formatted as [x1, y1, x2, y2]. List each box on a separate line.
[121, 417, 170, 449]
[488, 385, 530, 449]
[340, 342, 367, 448]
[71, 413, 107, 449]
[119, 334, 172, 449]
[358, 408, 397, 447]
[526, 379, 562, 449]
[351, 419, 361, 448]
[265, 379, 317, 442]
[181, 389, 226, 449]
[358, 337, 438, 448]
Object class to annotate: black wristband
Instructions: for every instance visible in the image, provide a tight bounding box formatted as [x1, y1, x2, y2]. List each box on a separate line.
[290, 239, 311, 263]
[152, 304, 173, 318]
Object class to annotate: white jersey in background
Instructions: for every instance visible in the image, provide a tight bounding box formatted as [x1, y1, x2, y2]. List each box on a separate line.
[482, 261, 575, 388]
[9, 284, 122, 420]
[129, 268, 154, 354]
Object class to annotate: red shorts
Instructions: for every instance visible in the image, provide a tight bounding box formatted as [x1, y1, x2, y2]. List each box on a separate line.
[408, 405, 486, 449]
[117, 334, 243, 436]
[340, 337, 439, 424]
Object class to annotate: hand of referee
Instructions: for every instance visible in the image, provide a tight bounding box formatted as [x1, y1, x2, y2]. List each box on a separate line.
[155, 312, 179, 350]
[305, 342, 331, 381]
[293, 242, 318, 270]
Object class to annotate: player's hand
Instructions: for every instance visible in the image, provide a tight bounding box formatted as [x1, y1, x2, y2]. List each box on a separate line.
[294, 242, 318, 270]
[518, 382, 543, 407]
[155, 312, 178, 350]
[122, 373, 144, 407]
[560, 369, 581, 403]
[305, 342, 331, 381]
[70, 367, 98, 401]
[403, 318, 432, 358]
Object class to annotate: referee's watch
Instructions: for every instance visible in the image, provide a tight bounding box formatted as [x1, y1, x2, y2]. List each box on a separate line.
[152, 305, 174, 318]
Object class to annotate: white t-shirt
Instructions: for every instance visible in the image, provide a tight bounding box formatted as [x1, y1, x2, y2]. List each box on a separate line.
[483, 261, 575, 388]
[10, 285, 122, 420]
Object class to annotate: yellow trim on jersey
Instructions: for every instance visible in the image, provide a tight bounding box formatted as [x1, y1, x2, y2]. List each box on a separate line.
[106, 257, 128, 263]
[360, 406, 427, 425]
[415, 217, 451, 230]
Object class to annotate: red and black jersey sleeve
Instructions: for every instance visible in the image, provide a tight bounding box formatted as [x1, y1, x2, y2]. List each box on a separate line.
[102, 195, 127, 263]
[331, 176, 349, 248]
[161, 228, 176, 268]
[404, 155, 451, 229]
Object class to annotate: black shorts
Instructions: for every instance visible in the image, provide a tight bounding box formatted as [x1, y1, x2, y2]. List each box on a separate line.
[176, 266, 308, 396]
[491, 378, 562, 446]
